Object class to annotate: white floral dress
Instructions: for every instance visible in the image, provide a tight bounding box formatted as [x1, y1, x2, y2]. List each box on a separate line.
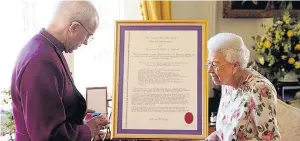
[206, 69, 281, 141]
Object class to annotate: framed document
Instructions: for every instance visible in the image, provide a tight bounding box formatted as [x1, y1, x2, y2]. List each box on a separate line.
[86, 87, 108, 114]
[111, 20, 209, 140]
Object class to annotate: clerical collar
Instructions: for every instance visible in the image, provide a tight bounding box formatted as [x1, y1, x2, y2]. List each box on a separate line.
[39, 28, 65, 53]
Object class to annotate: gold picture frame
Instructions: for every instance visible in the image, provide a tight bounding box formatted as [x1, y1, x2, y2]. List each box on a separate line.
[111, 20, 209, 140]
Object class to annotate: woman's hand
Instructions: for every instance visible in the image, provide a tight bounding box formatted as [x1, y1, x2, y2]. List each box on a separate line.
[85, 115, 109, 137]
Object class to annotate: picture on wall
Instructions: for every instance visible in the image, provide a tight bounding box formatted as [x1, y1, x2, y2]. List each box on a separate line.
[223, 1, 300, 18]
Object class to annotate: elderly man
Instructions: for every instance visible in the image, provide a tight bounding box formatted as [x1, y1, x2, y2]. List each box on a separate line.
[11, 1, 108, 141]
[205, 33, 281, 141]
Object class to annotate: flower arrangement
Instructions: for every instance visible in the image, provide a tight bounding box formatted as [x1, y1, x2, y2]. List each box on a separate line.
[252, 10, 300, 81]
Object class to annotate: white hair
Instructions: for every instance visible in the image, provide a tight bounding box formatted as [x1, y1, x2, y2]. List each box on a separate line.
[52, 0, 99, 30]
[208, 33, 250, 68]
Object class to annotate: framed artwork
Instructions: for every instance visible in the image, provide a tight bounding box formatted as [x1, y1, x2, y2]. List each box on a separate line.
[111, 20, 209, 140]
[223, 1, 300, 18]
[86, 87, 108, 114]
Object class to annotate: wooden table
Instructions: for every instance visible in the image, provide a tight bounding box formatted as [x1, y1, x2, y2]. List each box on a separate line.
[97, 123, 217, 141]
[208, 122, 216, 135]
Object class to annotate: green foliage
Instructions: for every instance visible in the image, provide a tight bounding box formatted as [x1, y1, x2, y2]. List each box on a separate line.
[1, 89, 15, 140]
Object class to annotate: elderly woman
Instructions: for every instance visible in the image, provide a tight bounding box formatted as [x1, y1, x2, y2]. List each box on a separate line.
[205, 33, 281, 141]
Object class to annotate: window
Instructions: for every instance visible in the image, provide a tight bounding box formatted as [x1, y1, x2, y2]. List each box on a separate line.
[0, 0, 141, 111]
[0, 1, 58, 109]
[74, 0, 141, 97]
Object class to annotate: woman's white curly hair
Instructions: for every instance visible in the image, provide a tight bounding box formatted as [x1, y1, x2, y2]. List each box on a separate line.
[208, 33, 250, 68]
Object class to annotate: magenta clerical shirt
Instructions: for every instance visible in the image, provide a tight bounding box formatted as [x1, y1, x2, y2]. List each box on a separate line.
[10, 29, 91, 141]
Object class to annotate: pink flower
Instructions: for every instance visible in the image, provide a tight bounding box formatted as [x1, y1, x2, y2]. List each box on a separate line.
[261, 131, 274, 141]
[237, 131, 245, 140]
[260, 87, 269, 98]
[222, 115, 228, 123]
[221, 133, 224, 141]
[249, 98, 256, 111]
[231, 109, 240, 121]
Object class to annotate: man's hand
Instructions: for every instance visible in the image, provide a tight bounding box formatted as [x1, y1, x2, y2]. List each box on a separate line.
[85, 115, 109, 137]
[93, 131, 106, 141]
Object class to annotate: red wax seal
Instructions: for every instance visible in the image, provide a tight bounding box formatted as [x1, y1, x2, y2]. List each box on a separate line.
[184, 112, 193, 124]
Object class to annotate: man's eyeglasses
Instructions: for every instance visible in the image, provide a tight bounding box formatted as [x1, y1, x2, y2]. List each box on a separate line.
[77, 21, 94, 43]
[205, 62, 228, 71]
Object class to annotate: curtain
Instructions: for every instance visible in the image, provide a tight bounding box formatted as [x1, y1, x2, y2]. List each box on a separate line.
[139, 0, 171, 20]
